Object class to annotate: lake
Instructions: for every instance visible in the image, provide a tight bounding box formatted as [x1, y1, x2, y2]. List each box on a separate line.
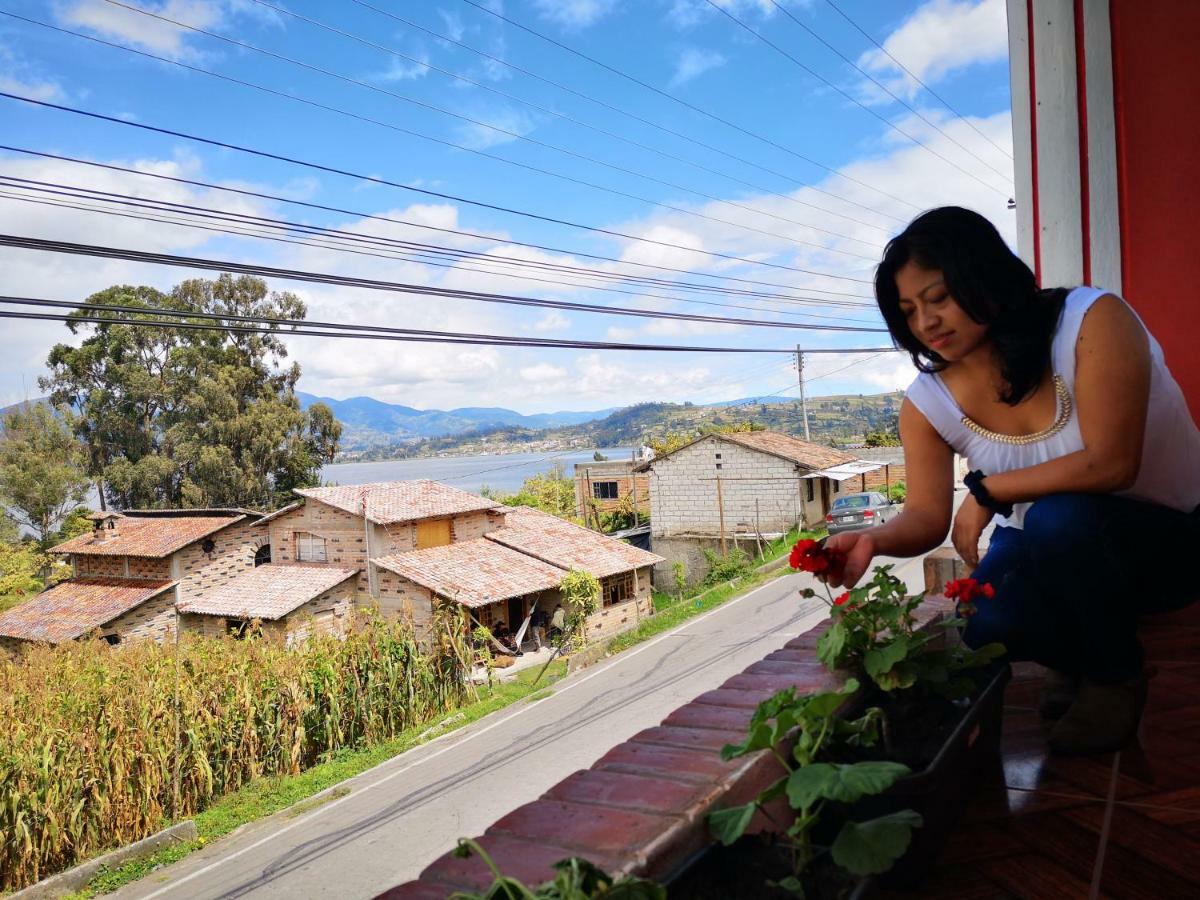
[321, 447, 634, 495]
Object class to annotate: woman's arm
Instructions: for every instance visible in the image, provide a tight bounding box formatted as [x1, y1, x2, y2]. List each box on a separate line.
[981, 294, 1150, 504]
[825, 397, 955, 587]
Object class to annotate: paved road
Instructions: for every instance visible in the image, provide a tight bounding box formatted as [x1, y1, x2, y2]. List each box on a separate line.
[112, 555, 925, 900]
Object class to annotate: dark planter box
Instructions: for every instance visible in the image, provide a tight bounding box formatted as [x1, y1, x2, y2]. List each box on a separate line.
[842, 661, 1012, 890]
[664, 837, 874, 900]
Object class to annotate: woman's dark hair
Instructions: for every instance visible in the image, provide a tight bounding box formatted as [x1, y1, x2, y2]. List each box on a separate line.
[875, 206, 1066, 405]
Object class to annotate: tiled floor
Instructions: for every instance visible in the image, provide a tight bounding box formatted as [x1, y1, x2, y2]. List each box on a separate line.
[881, 612, 1200, 899]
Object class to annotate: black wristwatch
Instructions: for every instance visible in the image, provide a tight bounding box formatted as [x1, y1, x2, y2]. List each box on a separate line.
[963, 470, 1014, 517]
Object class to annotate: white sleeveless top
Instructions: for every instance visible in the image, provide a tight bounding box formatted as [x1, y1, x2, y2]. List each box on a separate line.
[906, 286, 1200, 528]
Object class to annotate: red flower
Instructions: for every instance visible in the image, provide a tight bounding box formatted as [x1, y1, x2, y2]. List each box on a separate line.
[789, 539, 844, 574]
[944, 578, 995, 603]
[834, 592, 850, 606]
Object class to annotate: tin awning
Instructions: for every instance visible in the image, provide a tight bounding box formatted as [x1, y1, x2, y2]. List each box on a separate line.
[801, 460, 886, 481]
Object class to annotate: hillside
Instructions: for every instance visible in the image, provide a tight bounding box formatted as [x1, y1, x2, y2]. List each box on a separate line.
[342, 392, 904, 461]
[296, 392, 617, 449]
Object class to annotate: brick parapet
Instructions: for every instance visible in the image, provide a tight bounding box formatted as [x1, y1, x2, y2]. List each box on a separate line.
[381, 598, 954, 897]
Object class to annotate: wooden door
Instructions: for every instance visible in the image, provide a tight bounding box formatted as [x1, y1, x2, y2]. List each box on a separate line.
[415, 518, 452, 549]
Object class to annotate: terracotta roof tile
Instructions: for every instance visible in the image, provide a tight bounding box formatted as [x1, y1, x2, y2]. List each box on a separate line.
[716, 431, 857, 470]
[373, 540, 564, 608]
[296, 481, 498, 525]
[487, 507, 663, 579]
[0, 578, 176, 643]
[178, 564, 359, 620]
[50, 514, 248, 558]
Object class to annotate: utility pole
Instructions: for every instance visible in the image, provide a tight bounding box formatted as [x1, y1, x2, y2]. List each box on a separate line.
[796, 345, 811, 441]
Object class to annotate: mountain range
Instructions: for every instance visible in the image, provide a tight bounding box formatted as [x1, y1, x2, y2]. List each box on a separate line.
[296, 392, 619, 448]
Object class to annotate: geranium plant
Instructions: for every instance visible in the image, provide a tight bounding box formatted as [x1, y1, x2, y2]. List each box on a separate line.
[449, 839, 664, 899]
[789, 540, 1005, 699]
[709, 678, 922, 893]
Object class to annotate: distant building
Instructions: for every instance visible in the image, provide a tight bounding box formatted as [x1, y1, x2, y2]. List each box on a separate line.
[573, 457, 651, 528]
[0, 509, 267, 656]
[636, 431, 895, 588]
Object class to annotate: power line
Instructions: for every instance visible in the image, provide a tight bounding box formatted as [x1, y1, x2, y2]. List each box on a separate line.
[0, 297, 896, 354]
[764, 0, 1014, 180]
[78, 3, 881, 259]
[348, 0, 911, 223]
[823, 0, 1013, 160]
[0, 184, 881, 326]
[456, 0, 926, 211]
[246, 0, 897, 234]
[0, 91, 877, 284]
[0, 145, 876, 300]
[0, 234, 891, 333]
[704, 0, 1011, 195]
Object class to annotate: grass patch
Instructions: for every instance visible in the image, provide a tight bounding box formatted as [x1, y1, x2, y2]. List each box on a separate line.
[607, 528, 822, 655]
[66, 661, 568, 899]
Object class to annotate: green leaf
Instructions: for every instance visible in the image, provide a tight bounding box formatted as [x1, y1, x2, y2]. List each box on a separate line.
[831, 810, 923, 876]
[708, 802, 757, 845]
[774, 875, 806, 896]
[802, 679, 858, 718]
[873, 660, 919, 691]
[864, 635, 909, 678]
[816, 621, 847, 668]
[785, 760, 909, 809]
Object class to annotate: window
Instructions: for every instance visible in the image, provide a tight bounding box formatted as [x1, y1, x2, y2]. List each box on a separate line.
[715, 453, 722, 459]
[832, 481, 841, 494]
[295, 531, 327, 562]
[832, 495, 871, 510]
[592, 481, 619, 500]
[715, 463, 722, 470]
[254, 544, 272, 567]
[806, 480, 815, 503]
[602, 572, 635, 607]
[226, 618, 253, 639]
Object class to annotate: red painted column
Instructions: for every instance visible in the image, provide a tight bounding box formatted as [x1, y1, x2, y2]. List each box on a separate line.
[1109, 0, 1200, 418]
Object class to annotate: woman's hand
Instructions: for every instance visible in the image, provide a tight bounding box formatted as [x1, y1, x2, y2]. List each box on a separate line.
[951, 495, 992, 568]
[822, 530, 878, 589]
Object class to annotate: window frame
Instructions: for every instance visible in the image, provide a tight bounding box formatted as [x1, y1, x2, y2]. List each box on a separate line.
[592, 480, 619, 500]
[294, 531, 328, 562]
[601, 571, 636, 608]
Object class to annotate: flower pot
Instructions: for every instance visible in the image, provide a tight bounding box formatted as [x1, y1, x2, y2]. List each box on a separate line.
[839, 661, 1012, 889]
[664, 836, 874, 900]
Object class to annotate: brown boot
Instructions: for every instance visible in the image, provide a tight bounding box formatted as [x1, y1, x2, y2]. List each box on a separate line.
[1038, 669, 1080, 720]
[1048, 675, 1148, 756]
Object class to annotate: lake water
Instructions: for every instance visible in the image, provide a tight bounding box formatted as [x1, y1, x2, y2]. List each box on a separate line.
[321, 447, 634, 495]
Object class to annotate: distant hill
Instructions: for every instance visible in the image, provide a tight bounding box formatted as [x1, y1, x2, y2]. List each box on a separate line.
[296, 392, 618, 449]
[343, 392, 905, 461]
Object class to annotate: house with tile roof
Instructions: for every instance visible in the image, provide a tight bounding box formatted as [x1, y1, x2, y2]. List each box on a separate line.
[635, 430, 889, 588]
[0, 509, 268, 656]
[256, 480, 661, 645]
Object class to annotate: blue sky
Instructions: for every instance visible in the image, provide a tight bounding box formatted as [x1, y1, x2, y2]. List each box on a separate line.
[0, 0, 1015, 413]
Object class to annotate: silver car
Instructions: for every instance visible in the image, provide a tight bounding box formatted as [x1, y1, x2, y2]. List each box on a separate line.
[824, 492, 900, 534]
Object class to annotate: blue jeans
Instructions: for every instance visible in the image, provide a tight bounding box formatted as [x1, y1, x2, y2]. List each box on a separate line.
[963, 493, 1200, 683]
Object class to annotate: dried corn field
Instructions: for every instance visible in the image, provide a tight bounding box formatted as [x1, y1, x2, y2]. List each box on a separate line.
[0, 611, 473, 892]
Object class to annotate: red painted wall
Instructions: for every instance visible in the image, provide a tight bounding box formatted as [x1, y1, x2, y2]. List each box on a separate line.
[1110, 1, 1200, 418]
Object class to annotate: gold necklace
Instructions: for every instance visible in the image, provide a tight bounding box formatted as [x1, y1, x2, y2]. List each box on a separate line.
[960, 374, 1073, 445]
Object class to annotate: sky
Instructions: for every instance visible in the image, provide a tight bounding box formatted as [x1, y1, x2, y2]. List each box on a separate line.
[0, 0, 1016, 414]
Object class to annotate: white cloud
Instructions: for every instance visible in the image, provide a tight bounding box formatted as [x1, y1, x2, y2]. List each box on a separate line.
[669, 47, 727, 88]
[532, 311, 570, 332]
[520, 363, 567, 381]
[0, 43, 65, 101]
[437, 9, 466, 42]
[54, 0, 280, 61]
[858, 0, 1008, 99]
[455, 105, 539, 150]
[530, 0, 620, 30]
[378, 52, 431, 82]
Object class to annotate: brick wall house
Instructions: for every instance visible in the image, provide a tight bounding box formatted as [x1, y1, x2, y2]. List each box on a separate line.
[637, 431, 886, 588]
[573, 459, 651, 526]
[0, 509, 267, 654]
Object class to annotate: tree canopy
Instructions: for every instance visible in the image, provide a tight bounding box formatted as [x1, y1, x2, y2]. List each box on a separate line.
[39, 275, 342, 511]
[0, 402, 91, 544]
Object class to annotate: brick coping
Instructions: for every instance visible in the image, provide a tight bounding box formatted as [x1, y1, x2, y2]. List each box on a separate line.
[377, 597, 955, 898]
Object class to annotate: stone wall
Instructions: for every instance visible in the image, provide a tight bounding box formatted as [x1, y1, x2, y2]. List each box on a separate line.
[101, 587, 178, 644]
[272, 502, 373, 593]
[373, 569, 435, 635]
[646, 436, 817, 538]
[584, 567, 654, 641]
[282, 580, 357, 646]
[174, 519, 265, 604]
[75, 555, 172, 579]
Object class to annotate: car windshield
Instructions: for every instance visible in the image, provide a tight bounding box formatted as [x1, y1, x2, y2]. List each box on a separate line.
[832, 495, 871, 510]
